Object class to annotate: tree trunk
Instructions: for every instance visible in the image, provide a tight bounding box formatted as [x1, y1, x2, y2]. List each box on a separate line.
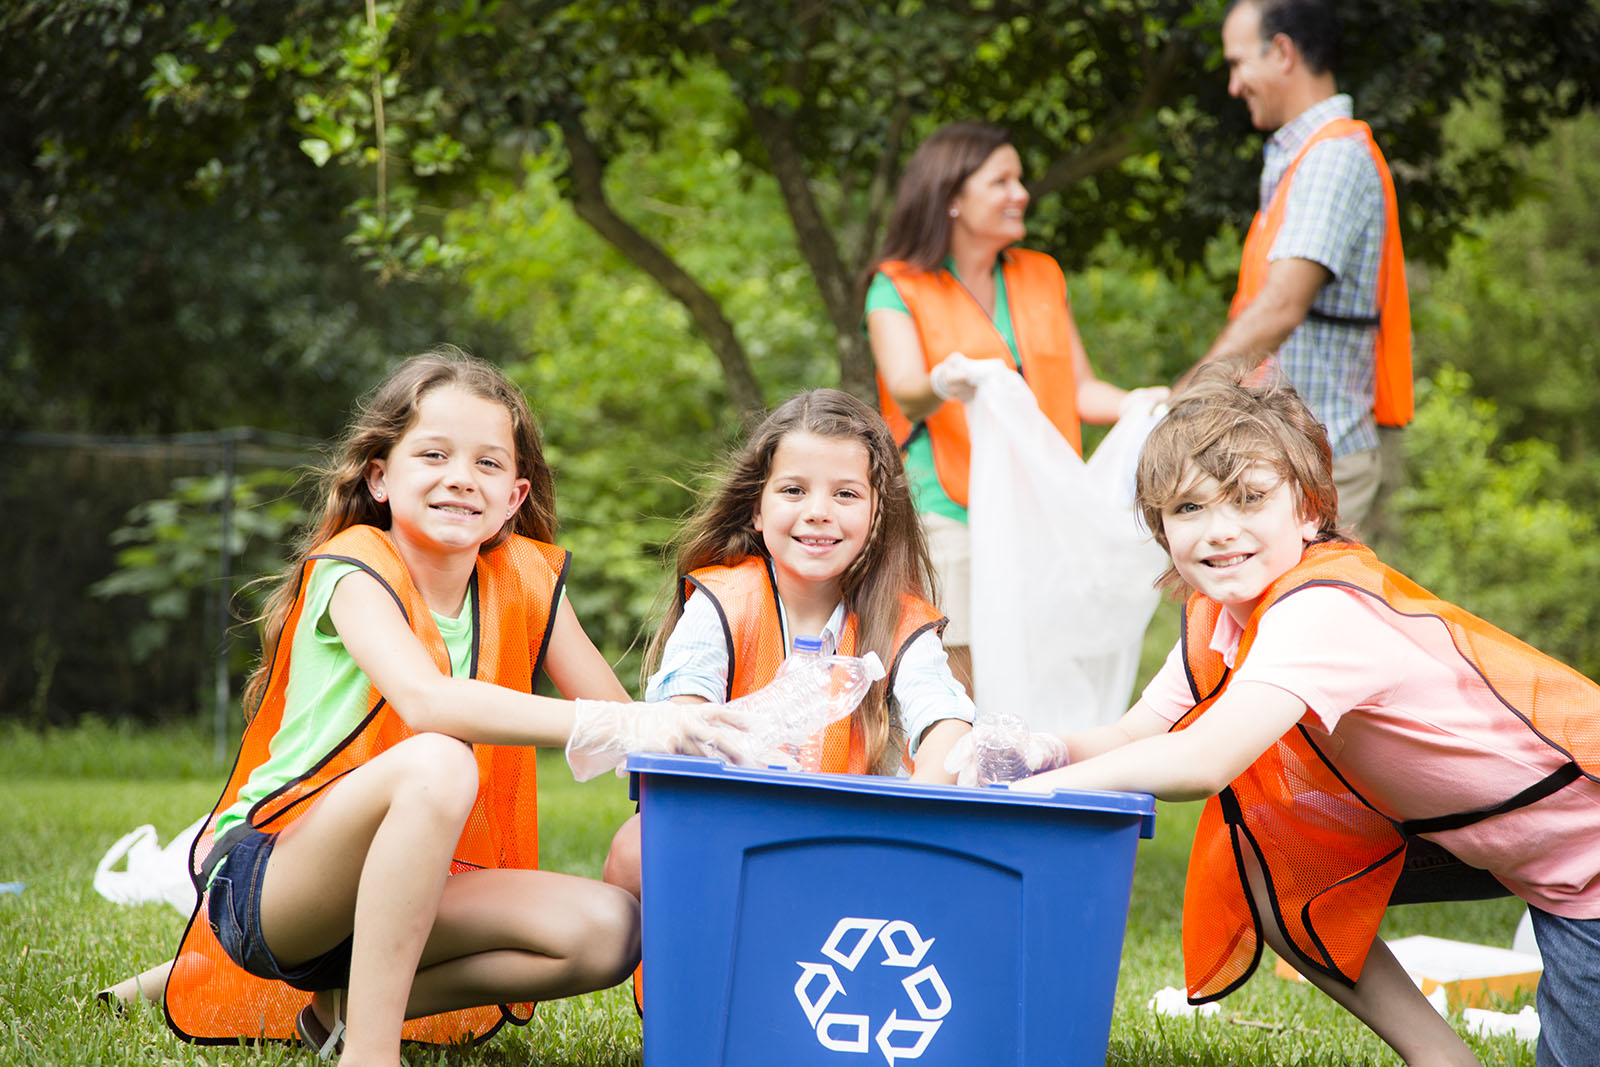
[744, 100, 879, 403]
[554, 110, 766, 421]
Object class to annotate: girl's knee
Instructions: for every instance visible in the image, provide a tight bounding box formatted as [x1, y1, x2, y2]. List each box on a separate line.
[601, 817, 642, 899]
[390, 733, 480, 815]
[570, 884, 641, 987]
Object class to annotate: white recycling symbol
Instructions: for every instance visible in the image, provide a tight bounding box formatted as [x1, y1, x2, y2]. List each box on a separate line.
[794, 917, 952, 1064]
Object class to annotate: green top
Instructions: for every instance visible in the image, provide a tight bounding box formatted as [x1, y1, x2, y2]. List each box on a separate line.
[212, 560, 476, 857]
[867, 258, 1021, 523]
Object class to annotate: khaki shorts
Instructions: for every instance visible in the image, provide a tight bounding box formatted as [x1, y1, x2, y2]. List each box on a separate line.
[1332, 447, 1382, 534]
[921, 512, 972, 646]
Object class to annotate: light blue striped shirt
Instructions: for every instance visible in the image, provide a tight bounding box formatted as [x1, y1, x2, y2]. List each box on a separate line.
[1261, 94, 1386, 458]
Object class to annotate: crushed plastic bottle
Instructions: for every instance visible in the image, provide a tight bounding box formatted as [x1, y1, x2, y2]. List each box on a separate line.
[787, 636, 827, 771]
[732, 641, 884, 771]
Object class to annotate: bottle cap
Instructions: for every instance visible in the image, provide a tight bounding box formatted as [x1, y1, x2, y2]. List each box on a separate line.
[792, 635, 824, 654]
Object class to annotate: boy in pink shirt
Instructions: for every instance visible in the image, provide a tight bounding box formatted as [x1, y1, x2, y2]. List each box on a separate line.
[956, 362, 1599, 1066]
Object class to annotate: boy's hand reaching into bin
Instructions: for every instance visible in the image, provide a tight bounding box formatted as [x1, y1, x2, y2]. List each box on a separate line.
[944, 713, 1070, 786]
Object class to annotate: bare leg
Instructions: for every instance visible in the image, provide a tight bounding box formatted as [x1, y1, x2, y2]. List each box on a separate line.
[1241, 849, 1479, 1066]
[602, 814, 642, 900]
[258, 732, 480, 1067]
[402, 867, 637, 1018]
[98, 960, 172, 1009]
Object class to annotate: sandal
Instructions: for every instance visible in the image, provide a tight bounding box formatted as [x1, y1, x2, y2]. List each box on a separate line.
[295, 990, 346, 1061]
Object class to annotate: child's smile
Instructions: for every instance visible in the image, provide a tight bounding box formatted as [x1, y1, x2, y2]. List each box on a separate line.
[366, 384, 530, 563]
[754, 431, 876, 609]
[1162, 464, 1319, 626]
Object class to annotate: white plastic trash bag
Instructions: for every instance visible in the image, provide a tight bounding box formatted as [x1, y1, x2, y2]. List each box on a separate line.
[966, 367, 1167, 733]
[93, 815, 206, 915]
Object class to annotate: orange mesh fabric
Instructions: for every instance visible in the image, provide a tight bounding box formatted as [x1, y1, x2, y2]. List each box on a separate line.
[165, 525, 563, 1044]
[875, 251, 1083, 506]
[1230, 118, 1413, 427]
[1176, 542, 1600, 1002]
[685, 557, 945, 775]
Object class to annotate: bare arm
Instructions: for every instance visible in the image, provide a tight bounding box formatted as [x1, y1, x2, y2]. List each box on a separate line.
[1193, 256, 1331, 371]
[1017, 681, 1310, 801]
[543, 596, 630, 701]
[1066, 310, 1129, 424]
[908, 718, 971, 784]
[329, 569, 577, 747]
[867, 307, 942, 423]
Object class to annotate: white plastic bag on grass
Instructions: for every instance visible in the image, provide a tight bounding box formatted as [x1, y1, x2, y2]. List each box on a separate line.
[966, 366, 1167, 733]
[93, 815, 206, 915]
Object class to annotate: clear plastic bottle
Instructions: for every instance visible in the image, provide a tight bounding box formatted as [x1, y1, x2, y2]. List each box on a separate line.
[787, 636, 826, 772]
[723, 638, 881, 771]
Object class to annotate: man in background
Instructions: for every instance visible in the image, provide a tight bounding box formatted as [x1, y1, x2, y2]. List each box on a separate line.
[1192, 0, 1412, 530]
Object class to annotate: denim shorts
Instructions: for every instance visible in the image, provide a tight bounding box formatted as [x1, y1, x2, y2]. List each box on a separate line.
[1528, 906, 1600, 1067]
[206, 827, 353, 993]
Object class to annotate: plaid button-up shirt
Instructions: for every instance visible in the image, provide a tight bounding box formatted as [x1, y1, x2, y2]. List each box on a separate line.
[1260, 94, 1386, 459]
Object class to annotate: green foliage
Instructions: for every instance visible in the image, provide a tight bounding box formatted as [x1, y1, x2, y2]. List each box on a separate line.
[449, 66, 834, 684]
[1412, 110, 1600, 506]
[1387, 367, 1600, 678]
[89, 468, 307, 670]
[13, 0, 1594, 409]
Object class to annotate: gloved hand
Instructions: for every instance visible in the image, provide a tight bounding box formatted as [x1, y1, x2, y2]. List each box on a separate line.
[943, 712, 1071, 787]
[564, 651, 887, 781]
[929, 352, 995, 403]
[1118, 385, 1171, 419]
[565, 700, 767, 782]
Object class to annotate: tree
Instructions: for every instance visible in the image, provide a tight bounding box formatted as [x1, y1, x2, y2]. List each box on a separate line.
[0, 0, 506, 437]
[14, 0, 1592, 417]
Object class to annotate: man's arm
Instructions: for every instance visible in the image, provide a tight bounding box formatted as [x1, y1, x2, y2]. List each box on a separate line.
[1194, 255, 1330, 370]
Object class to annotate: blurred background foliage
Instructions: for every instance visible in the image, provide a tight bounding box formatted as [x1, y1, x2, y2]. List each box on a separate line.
[3, 2, 1599, 738]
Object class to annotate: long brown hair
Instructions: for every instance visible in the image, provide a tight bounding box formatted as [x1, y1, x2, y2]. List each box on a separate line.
[242, 346, 555, 718]
[1136, 358, 1347, 596]
[646, 388, 935, 774]
[870, 120, 1014, 275]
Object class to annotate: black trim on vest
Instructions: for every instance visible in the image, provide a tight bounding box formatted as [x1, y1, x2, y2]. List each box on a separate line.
[897, 420, 928, 455]
[530, 549, 571, 692]
[250, 553, 403, 830]
[682, 574, 738, 704]
[1401, 762, 1583, 836]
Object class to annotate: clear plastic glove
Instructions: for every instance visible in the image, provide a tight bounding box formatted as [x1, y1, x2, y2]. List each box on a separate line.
[943, 712, 1071, 787]
[928, 352, 993, 403]
[743, 652, 886, 769]
[565, 700, 767, 782]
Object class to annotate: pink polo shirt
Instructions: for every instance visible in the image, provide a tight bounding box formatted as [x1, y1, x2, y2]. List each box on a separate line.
[1142, 585, 1600, 918]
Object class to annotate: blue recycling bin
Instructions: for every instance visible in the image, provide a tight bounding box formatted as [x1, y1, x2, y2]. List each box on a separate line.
[628, 754, 1155, 1066]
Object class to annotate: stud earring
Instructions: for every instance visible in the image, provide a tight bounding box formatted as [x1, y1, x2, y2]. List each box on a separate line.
[374, 491, 386, 502]
[949, 207, 959, 218]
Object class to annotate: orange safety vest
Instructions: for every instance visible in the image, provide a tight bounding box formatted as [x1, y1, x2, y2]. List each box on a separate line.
[165, 524, 568, 1045]
[876, 250, 1083, 507]
[685, 556, 946, 775]
[1175, 542, 1599, 1002]
[1231, 117, 1413, 427]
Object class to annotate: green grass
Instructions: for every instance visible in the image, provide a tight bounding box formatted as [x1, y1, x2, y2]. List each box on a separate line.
[0, 723, 1536, 1065]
